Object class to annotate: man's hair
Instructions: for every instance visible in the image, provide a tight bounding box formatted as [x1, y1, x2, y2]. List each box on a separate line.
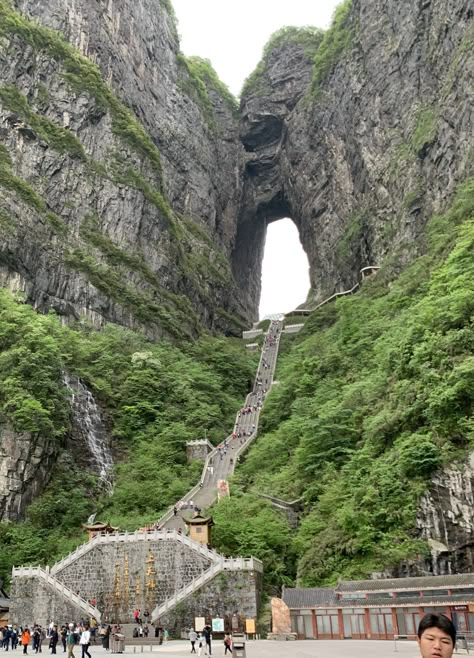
[417, 613, 456, 646]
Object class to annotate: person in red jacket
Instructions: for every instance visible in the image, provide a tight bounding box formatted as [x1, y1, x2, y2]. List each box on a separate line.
[21, 628, 31, 655]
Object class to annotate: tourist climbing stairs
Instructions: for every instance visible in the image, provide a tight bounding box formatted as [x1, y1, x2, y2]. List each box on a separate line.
[157, 318, 283, 531]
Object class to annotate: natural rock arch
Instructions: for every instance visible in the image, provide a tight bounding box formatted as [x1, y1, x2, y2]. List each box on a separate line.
[231, 0, 474, 322]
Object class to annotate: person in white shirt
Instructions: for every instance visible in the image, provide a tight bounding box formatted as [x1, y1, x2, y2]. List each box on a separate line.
[79, 626, 91, 658]
[188, 629, 197, 654]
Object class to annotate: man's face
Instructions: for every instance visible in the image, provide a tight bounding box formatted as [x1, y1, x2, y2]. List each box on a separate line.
[417, 627, 454, 658]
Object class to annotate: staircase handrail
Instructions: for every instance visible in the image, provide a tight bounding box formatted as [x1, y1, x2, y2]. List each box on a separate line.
[150, 556, 262, 622]
[289, 266, 380, 316]
[51, 529, 224, 575]
[50, 531, 103, 575]
[230, 320, 282, 473]
[12, 567, 101, 622]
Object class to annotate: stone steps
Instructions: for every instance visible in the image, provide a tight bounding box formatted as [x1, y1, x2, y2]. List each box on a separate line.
[158, 320, 283, 531]
[12, 566, 101, 622]
[151, 556, 263, 623]
[13, 321, 281, 626]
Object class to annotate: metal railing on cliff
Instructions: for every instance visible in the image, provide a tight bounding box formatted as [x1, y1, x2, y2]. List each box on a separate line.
[288, 266, 380, 316]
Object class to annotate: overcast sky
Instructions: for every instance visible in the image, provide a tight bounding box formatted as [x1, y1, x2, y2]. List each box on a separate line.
[171, 0, 341, 318]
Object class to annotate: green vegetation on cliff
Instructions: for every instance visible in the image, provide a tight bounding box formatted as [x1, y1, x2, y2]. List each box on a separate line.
[311, 0, 353, 97]
[218, 179, 474, 586]
[0, 85, 86, 159]
[0, 1, 242, 339]
[0, 0, 164, 179]
[0, 292, 258, 583]
[240, 1, 352, 101]
[177, 54, 238, 123]
[241, 26, 324, 98]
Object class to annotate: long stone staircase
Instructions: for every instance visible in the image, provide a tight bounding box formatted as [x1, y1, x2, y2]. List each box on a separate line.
[157, 318, 283, 531]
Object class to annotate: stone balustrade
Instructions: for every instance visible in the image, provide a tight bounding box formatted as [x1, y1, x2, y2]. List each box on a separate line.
[51, 528, 221, 575]
[12, 566, 101, 621]
[152, 556, 262, 621]
[283, 323, 304, 334]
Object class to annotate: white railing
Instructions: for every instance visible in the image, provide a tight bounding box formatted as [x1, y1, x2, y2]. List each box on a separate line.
[12, 567, 101, 622]
[51, 532, 102, 574]
[289, 266, 380, 316]
[229, 321, 282, 474]
[151, 556, 263, 622]
[51, 529, 222, 575]
[156, 320, 283, 524]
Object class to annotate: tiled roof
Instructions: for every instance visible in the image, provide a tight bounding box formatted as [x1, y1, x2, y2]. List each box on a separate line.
[283, 588, 337, 608]
[337, 573, 474, 593]
[338, 593, 474, 608]
[283, 589, 474, 611]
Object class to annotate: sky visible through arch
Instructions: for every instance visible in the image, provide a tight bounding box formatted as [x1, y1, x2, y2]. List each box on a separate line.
[171, 0, 341, 318]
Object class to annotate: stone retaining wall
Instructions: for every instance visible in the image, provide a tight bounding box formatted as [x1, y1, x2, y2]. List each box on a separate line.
[11, 537, 262, 632]
[54, 539, 211, 622]
[160, 570, 263, 635]
[10, 576, 84, 627]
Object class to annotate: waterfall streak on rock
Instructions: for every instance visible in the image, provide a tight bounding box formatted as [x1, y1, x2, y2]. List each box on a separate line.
[63, 374, 114, 492]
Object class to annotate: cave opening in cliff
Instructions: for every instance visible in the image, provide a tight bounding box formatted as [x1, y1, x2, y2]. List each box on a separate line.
[259, 218, 310, 319]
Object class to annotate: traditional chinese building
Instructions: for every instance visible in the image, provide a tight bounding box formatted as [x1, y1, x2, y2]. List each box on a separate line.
[183, 513, 215, 547]
[277, 574, 474, 640]
[82, 521, 119, 540]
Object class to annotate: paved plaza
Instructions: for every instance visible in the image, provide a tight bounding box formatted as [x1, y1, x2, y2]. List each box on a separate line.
[109, 639, 423, 658]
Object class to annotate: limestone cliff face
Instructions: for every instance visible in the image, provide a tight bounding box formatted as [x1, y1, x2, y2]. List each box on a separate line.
[0, 0, 246, 338]
[237, 0, 474, 315]
[380, 456, 474, 578]
[0, 375, 113, 521]
[12, 0, 241, 245]
[416, 455, 474, 575]
[1, 0, 473, 326]
[0, 425, 58, 520]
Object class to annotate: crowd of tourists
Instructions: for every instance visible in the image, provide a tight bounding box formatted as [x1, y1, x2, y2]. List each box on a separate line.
[0, 620, 114, 656]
